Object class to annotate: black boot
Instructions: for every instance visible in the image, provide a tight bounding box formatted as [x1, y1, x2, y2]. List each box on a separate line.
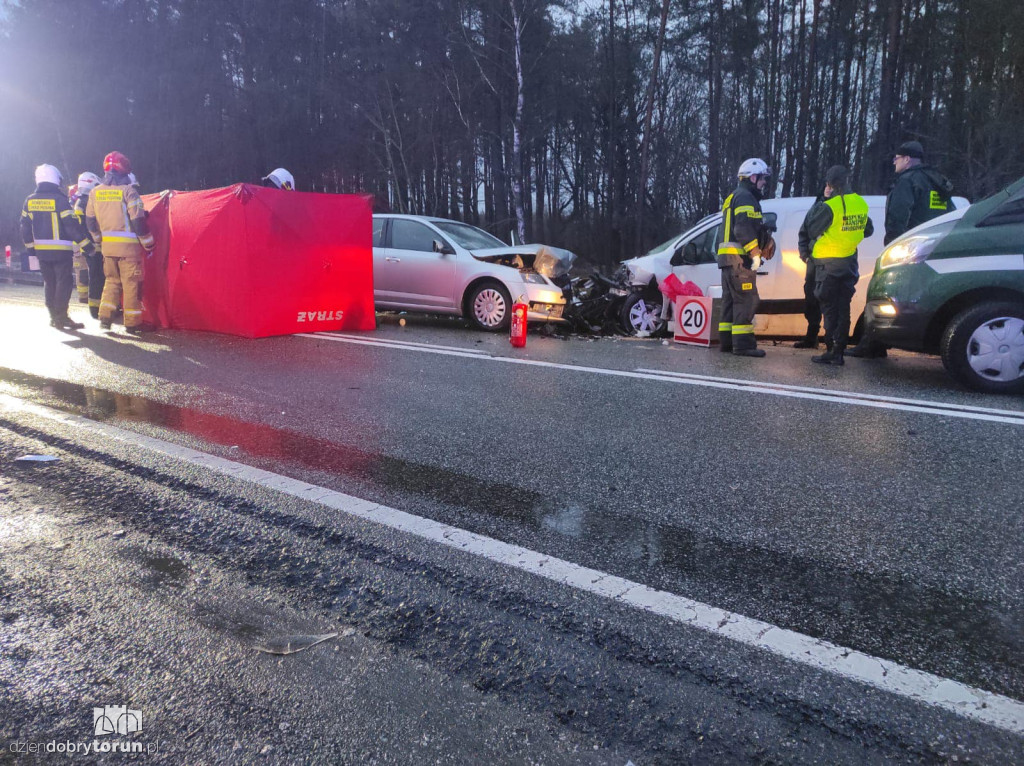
[56, 316, 84, 330]
[719, 330, 732, 353]
[793, 334, 819, 349]
[847, 343, 887, 359]
[830, 346, 845, 366]
[89, 306, 100, 319]
[812, 349, 834, 364]
[733, 334, 765, 358]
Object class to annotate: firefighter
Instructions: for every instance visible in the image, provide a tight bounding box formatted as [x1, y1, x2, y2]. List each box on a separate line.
[799, 166, 874, 366]
[261, 168, 295, 190]
[85, 151, 156, 335]
[20, 164, 93, 329]
[715, 158, 776, 357]
[73, 171, 104, 318]
[67, 184, 90, 305]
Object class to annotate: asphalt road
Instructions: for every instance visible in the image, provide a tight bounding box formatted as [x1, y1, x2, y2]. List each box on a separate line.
[1, 283, 1022, 764]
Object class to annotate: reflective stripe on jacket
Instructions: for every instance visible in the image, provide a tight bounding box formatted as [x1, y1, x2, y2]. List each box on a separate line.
[716, 180, 765, 262]
[812, 193, 871, 259]
[85, 184, 154, 258]
[20, 183, 93, 260]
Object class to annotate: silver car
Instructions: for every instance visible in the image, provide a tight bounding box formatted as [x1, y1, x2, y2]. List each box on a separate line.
[373, 214, 572, 331]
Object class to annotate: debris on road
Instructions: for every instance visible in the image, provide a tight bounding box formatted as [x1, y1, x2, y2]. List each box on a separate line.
[254, 632, 338, 655]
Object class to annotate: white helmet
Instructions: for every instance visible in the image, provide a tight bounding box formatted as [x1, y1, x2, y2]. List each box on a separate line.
[737, 158, 772, 179]
[263, 167, 295, 190]
[128, 172, 139, 188]
[77, 172, 102, 194]
[34, 164, 63, 186]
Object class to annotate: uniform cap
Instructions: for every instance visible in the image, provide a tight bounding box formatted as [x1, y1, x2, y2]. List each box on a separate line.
[34, 164, 63, 186]
[895, 141, 924, 159]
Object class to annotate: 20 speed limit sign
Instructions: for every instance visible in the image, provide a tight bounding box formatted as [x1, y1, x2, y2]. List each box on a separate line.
[673, 296, 712, 347]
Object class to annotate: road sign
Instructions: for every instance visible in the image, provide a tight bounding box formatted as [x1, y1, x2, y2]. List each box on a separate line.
[673, 296, 712, 347]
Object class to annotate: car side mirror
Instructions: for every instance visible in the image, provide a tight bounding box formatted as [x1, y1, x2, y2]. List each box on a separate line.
[432, 239, 455, 255]
[762, 212, 778, 233]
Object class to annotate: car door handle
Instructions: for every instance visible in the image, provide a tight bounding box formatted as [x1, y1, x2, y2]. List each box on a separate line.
[757, 270, 769, 275]
[385, 257, 401, 263]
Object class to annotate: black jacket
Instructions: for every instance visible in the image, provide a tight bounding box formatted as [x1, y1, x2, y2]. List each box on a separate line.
[20, 182, 93, 261]
[884, 165, 955, 245]
[717, 179, 767, 267]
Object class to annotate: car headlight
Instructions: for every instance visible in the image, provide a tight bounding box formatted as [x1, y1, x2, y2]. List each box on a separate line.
[522, 272, 548, 284]
[877, 222, 954, 271]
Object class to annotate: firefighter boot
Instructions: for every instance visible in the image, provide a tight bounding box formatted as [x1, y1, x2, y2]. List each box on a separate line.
[830, 345, 845, 366]
[733, 333, 765, 358]
[719, 330, 732, 353]
[56, 316, 85, 330]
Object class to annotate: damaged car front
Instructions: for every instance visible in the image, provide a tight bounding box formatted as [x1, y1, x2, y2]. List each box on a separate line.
[372, 214, 573, 331]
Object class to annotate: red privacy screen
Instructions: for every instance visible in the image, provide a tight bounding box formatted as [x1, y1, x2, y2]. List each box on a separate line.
[141, 184, 375, 337]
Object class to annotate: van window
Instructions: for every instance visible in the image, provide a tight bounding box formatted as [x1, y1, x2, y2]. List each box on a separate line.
[691, 225, 720, 264]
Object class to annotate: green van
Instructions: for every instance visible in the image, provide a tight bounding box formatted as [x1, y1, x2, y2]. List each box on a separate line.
[865, 176, 1024, 393]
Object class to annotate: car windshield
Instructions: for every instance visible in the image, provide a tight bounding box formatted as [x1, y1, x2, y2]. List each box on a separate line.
[643, 235, 680, 257]
[433, 221, 506, 250]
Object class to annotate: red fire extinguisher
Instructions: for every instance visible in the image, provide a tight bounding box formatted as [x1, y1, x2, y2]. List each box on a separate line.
[510, 296, 528, 348]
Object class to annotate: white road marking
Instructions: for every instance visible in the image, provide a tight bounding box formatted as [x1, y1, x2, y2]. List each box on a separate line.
[297, 332, 490, 356]
[2, 393, 1022, 735]
[306, 333, 1024, 427]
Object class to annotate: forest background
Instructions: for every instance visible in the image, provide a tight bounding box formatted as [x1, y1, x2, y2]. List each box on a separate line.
[1, 0, 1021, 268]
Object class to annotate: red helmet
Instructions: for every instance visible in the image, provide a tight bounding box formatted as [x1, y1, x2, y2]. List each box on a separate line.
[103, 151, 131, 174]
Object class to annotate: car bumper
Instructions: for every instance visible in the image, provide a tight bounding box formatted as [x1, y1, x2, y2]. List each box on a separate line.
[864, 299, 930, 351]
[522, 284, 567, 322]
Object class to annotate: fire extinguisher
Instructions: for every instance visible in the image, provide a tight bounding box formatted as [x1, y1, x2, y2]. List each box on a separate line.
[510, 296, 528, 348]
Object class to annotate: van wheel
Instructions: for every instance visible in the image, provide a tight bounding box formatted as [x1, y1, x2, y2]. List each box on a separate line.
[620, 290, 667, 336]
[466, 281, 512, 332]
[940, 301, 1024, 393]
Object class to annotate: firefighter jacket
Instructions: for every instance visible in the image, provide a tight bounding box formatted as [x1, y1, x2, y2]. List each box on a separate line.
[716, 179, 767, 269]
[85, 183, 154, 259]
[20, 183, 94, 261]
[884, 165, 955, 245]
[804, 193, 875, 260]
[72, 193, 100, 251]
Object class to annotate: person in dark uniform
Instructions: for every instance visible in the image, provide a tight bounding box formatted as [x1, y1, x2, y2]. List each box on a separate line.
[794, 190, 828, 349]
[715, 158, 776, 358]
[799, 166, 874, 366]
[848, 140, 954, 358]
[20, 164, 94, 329]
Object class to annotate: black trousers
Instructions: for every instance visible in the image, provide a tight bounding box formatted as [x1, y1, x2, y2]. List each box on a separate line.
[721, 263, 760, 351]
[813, 256, 858, 350]
[39, 257, 74, 320]
[802, 257, 821, 337]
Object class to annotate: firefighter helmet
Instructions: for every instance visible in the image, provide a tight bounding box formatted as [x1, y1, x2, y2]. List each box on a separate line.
[77, 172, 102, 193]
[263, 168, 295, 191]
[737, 158, 772, 179]
[128, 172, 139, 188]
[34, 164, 63, 186]
[67, 184, 79, 202]
[103, 151, 131, 174]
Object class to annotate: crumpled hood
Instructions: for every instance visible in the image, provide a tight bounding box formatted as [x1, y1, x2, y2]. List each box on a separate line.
[470, 244, 577, 278]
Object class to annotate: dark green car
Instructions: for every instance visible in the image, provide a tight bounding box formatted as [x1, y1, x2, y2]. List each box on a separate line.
[865, 176, 1024, 393]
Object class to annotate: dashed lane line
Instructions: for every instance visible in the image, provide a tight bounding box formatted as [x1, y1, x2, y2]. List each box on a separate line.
[2, 393, 1021, 735]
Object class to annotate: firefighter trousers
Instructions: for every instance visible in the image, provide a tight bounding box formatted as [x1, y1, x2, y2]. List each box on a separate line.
[720, 263, 760, 352]
[39, 256, 74, 320]
[100, 256, 144, 328]
[86, 252, 105, 316]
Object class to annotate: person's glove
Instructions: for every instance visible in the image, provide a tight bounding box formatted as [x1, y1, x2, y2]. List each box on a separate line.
[762, 238, 777, 261]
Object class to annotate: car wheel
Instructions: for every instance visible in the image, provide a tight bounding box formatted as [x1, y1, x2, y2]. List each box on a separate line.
[940, 301, 1024, 393]
[466, 281, 512, 332]
[620, 290, 667, 336]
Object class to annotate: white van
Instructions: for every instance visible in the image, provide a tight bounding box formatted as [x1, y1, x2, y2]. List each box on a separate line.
[618, 195, 969, 337]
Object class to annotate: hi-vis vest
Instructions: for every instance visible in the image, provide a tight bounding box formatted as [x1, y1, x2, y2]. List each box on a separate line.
[812, 193, 869, 259]
[86, 184, 154, 259]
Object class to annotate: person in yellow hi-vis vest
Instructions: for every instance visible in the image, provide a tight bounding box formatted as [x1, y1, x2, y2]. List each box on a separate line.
[803, 165, 874, 366]
[85, 151, 155, 335]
